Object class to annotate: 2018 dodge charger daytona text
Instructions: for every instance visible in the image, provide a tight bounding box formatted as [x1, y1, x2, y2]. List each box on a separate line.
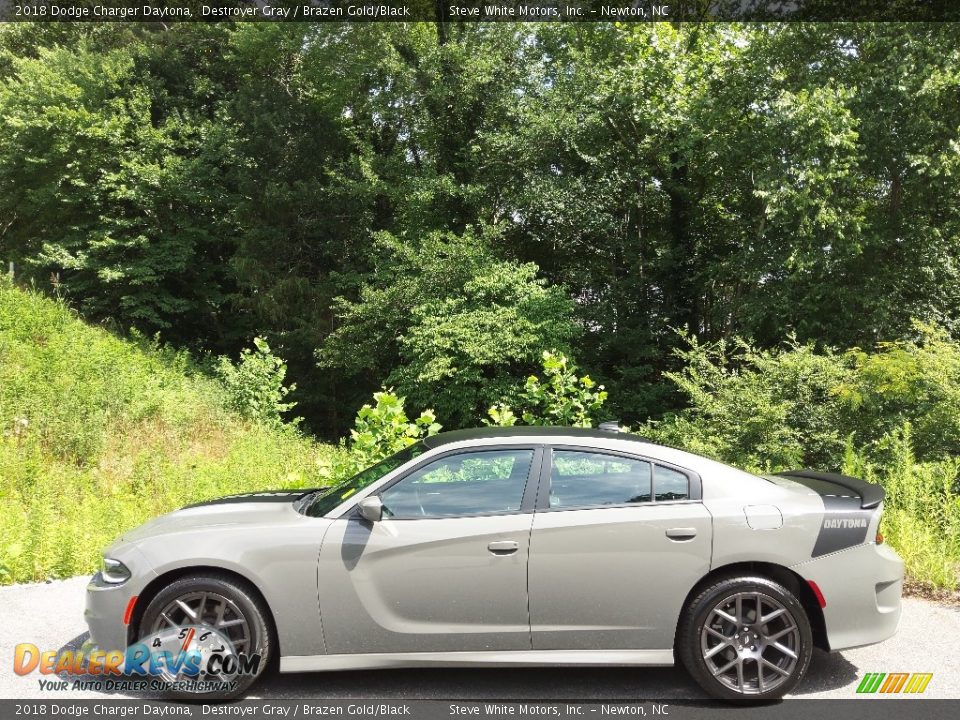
[85, 426, 903, 700]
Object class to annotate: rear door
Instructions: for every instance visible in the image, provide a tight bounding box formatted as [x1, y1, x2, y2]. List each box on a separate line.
[528, 447, 712, 650]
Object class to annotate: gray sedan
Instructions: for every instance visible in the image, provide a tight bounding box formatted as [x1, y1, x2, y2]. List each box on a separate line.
[85, 426, 903, 700]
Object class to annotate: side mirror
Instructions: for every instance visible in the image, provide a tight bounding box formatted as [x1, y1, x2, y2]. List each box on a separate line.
[358, 496, 383, 523]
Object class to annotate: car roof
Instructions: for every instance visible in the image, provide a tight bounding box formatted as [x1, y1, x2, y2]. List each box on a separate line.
[423, 426, 653, 449]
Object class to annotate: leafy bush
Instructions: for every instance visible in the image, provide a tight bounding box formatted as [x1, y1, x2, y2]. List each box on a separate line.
[834, 322, 960, 462]
[485, 351, 609, 428]
[325, 389, 441, 481]
[646, 328, 960, 590]
[216, 337, 299, 430]
[648, 325, 960, 471]
[319, 230, 579, 427]
[645, 334, 852, 472]
[843, 426, 960, 590]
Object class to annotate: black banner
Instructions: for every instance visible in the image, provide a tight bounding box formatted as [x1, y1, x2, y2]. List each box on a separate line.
[1, 0, 960, 23]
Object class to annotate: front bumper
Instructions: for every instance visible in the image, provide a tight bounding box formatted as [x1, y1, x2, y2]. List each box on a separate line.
[85, 551, 157, 652]
[791, 541, 903, 651]
[85, 573, 138, 651]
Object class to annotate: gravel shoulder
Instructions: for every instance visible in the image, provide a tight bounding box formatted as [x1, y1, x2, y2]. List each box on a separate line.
[2, 576, 958, 700]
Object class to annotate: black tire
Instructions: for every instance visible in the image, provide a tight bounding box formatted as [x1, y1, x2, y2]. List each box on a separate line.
[138, 574, 274, 700]
[677, 576, 813, 701]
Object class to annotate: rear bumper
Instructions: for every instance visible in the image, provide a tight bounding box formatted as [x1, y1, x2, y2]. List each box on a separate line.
[791, 541, 903, 651]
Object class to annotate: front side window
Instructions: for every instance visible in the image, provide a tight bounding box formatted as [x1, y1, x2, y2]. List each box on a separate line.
[305, 442, 427, 517]
[379, 449, 534, 518]
[549, 450, 652, 508]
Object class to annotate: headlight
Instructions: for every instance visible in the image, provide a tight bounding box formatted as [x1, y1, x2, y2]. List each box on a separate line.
[99, 558, 131, 584]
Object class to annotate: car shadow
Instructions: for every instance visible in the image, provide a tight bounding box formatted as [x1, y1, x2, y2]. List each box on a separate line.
[57, 633, 858, 701]
[788, 648, 861, 696]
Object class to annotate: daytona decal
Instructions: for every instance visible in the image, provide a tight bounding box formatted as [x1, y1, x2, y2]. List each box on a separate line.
[823, 517, 869, 529]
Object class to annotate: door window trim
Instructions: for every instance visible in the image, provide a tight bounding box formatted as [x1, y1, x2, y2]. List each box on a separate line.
[535, 445, 703, 513]
[359, 445, 544, 520]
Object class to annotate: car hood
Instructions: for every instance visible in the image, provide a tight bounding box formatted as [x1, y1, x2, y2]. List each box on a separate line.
[112, 488, 321, 546]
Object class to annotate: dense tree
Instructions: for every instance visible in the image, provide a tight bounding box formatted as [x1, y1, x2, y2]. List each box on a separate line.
[318, 229, 578, 426]
[0, 26, 238, 345]
[2, 22, 960, 437]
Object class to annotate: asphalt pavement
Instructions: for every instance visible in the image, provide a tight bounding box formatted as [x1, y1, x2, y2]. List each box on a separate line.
[1, 576, 957, 700]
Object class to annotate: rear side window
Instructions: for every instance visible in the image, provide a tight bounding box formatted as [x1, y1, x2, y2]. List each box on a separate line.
[549, 450, 652, 508]
[654, 465, 690, 501]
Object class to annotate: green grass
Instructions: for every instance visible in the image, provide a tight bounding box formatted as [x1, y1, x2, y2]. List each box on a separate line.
[2, 279, 957, 594]
[0, 281, 337, 584]
[842, 434, 960, 592]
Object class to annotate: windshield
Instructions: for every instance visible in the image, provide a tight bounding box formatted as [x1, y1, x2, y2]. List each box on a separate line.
[304, 442, 428, 517]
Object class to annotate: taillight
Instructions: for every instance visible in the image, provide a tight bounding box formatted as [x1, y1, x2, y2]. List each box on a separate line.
[876, 532, 884, 544]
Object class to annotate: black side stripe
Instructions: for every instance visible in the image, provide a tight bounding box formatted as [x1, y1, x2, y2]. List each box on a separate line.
[182, 489, 321, 509]
[812, 494, 874, 557]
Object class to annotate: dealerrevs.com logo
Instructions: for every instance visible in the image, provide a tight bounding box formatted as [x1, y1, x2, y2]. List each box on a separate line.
[857, 672, 933, 694]
[14, 625, 261, 694]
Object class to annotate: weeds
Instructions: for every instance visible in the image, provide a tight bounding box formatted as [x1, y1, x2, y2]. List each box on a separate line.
[0, 282, 335, 584]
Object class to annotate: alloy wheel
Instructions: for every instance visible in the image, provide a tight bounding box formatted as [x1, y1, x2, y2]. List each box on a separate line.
[699, 590, 801, 695]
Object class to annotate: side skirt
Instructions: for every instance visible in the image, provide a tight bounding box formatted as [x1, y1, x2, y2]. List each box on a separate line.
[280, 649, 675, 673]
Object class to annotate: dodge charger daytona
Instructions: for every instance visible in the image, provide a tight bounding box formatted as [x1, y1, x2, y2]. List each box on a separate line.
[85, 426, 903, 700]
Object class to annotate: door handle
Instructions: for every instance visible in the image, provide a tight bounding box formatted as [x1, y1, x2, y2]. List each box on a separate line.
[665, 527, 697, 541]
[487, 540, 519, 555]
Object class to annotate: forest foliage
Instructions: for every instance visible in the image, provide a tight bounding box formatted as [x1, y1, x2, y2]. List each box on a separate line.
[4, 23, 960, 437]
[1, 23, 960, 590]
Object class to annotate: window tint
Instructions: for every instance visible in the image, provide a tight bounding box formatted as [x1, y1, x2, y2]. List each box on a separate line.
[379, 449, 533, 518]
[549, 450, 651, 508]
[305, 442, 426, 517]
[654, 465, 689, 501]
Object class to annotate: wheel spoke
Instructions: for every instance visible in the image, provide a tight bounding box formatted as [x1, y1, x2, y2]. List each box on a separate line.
[766, 624, 797, 641]
[761, 607, 786, 624]
[704, 641, 731, 659]
[160, 611, 178, 628]
[706, 627, 729, 641]
[736, 659, 745, 689]
[713, 657, 739, 677]
[713, 608, 738, 625]
[772, 642, 798, 659]
[176, 599, 198, 620]
[214, 598, 227, 627]
[761, 657, 791, 676]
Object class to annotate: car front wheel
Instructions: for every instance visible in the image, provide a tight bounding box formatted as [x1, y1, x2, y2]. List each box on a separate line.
[138, 574, 273, 699]
[678, 576, 813, 700]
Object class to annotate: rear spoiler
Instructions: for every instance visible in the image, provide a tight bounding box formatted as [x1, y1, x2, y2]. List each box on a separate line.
[776, 469, 885, 510]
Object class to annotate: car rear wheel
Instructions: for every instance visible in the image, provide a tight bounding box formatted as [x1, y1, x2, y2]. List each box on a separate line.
[678, 576, 813, 700]
[138, 574, 273, 699]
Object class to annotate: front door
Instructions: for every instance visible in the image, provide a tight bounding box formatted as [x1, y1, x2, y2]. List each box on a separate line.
[528, 448, 712, 650]
[318, 447, 540, 655]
